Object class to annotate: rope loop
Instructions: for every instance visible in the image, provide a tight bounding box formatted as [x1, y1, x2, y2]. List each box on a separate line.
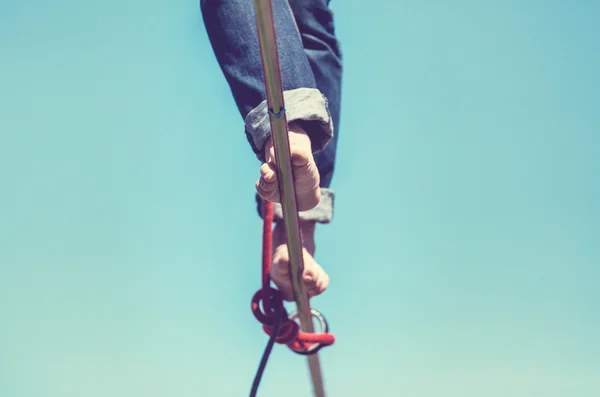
[251, 286, 335, 355]
[251, 287, 284, 325]
[251, 287, 299, 345]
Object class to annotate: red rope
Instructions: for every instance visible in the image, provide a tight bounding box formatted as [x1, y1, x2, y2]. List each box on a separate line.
[251, 201, 335, 354]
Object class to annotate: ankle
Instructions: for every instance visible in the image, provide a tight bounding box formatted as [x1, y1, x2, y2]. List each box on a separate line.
[300, 221, 317, 256]
[273, 220, 317, 256]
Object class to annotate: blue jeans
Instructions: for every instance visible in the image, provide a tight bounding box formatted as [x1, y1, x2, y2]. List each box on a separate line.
[201, 0, 342, 223]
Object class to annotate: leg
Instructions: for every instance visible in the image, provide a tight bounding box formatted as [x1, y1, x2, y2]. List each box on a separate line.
[255, 0, 343, 207]
[255, 0, 342, 223]
[200, 0, 333, 300]
[265, 0, 344, 301]
[200, 0, 333, 160]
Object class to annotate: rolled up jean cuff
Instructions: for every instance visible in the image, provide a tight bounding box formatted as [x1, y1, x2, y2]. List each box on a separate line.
[244, 87, 334, 161]
[256, 188, 335, 224]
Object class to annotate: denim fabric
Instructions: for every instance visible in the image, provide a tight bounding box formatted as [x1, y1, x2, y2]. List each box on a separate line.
[200, 0, 342, 223]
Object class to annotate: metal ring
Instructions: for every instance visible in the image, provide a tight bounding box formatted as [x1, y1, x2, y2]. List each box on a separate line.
[288, 308, 329, 356]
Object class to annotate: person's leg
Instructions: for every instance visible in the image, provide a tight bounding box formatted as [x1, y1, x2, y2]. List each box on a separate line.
[255, 0, 341, 224]
[258, 0, 343, 301]
[200, 0, 332, 300]
[200, 0, 333, 160]
[201, 0, 334, 214]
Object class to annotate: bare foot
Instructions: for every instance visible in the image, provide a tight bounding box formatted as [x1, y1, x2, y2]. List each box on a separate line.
[255, 121, 321, 212]
[269, 221, 329, 301]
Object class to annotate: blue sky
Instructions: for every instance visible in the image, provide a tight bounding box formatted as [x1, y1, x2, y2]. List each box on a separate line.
[1, 1, 599, 396]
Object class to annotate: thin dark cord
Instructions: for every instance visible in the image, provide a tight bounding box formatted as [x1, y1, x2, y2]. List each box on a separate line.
[249, 303, 283, 397]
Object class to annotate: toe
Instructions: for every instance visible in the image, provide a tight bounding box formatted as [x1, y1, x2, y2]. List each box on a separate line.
[256, 179, 280, 202]
[260, 163, 277, 182]
[258, 176, 276, 192]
